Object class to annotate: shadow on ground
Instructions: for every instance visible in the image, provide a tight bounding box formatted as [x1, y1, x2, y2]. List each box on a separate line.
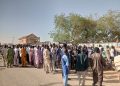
[104, 79, 120, 83]
[68, 77, 92, 81]
[0, 67, 6, 71]
[39, 82, 62, 86]
[104, 75, 118, 79]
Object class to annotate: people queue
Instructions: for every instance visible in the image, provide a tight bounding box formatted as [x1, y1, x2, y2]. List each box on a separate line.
[0, 44, 119, 86]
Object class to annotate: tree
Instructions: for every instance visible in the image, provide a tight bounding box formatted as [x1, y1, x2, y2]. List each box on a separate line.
[50, 14, 71, 43]
[50, 13, 96, 44]
[97, 10, 120, 42]
[50, 10, 120, 44]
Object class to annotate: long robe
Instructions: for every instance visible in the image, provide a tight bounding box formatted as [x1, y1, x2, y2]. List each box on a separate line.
[61, 54, 69, 86]
[7, 48, 14, 66]
[34, 47, 41, 67]
[38, 48, 43, 65]
[43, 49, 51, 72]
[51, 47, 57, 71]
[19, 48, 22, 64]
[21, 48, 27, 66]
[1, 47, 8, 66]
[29, 48, 34, 66]
[26, 47, 30, 64]
[14, 48, 19, 66]
[90, 53, 105, 86]
[56, 48, 61, 68]
[1, 47, 8, 59]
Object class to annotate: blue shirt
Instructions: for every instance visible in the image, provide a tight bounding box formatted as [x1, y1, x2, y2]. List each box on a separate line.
[62, 54, 69, 76]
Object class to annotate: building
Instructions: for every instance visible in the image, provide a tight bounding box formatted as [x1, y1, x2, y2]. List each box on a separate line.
[19, 33, 40, 45]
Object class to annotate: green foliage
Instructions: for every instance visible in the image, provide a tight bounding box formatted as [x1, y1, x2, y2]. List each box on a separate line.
[50, 10, 120, 44]
[97, 10, 120, 42]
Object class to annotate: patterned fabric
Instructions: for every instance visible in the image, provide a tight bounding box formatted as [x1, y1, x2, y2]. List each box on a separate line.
[21, 48, 27, 66]
[7, 48, 14, 66]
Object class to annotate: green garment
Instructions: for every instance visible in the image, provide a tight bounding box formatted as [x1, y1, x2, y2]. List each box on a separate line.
[102, 51, 106, 59]
[7, 48, 14, 65]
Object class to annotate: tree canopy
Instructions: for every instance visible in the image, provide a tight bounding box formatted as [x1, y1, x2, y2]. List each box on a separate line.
[50, 10, 120, 44]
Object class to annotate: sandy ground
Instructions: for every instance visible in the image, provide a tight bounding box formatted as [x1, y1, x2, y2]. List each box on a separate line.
[0, 55, 120, 86]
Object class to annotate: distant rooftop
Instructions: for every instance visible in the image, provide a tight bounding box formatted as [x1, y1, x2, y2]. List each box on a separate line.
[19, 33, 39, 40]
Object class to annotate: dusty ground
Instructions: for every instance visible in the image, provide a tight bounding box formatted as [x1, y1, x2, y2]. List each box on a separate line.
[0, 55, 120, 86]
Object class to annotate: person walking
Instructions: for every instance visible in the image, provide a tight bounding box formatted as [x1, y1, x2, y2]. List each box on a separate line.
[76, 48, 89, 86]
[90, 47, 105, 86]
[61, 45, 69, 86]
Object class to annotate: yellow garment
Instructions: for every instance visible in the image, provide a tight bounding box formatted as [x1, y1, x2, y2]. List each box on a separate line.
[43, 49, 51, 64]
[43, 49, 51, 72]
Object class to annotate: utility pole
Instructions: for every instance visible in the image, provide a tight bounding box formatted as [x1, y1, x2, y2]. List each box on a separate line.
[12, 36, 15, 44]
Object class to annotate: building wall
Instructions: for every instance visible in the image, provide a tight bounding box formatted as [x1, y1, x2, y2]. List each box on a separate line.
[19, 38, 27, 44]
[19, 37, 40, 44]
[79, 42, 118, 48]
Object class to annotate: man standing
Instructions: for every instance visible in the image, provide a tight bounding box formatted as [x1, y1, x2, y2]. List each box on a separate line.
[34, 46, 42, 68]
[106, 46, 112, 69]
[1, 45, 8, 67]
[56, 45, 62, 68]
[110, 46, 115, 61]
[14, 45, 19, 66]
[76, 47, 89, 86]
[29, 46, 34, 66]
[90, 47, 105, 86]
[61, 45, 69, 86]
[21, 46, 27, 67]
[7, 45, 14, 68]
[43, 45, 51, 73]
[51, 44, 57, 73]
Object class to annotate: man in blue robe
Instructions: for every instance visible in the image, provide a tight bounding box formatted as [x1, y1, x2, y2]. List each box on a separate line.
[61, 45, 69, 86]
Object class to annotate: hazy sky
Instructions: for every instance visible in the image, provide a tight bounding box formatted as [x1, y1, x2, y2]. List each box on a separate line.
[0, 0, 120, 44]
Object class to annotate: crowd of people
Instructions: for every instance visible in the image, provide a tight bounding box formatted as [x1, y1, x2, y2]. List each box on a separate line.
[0, 43, 119, 86]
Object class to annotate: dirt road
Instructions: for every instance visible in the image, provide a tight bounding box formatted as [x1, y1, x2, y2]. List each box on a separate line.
[0, 55, 120, 86]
